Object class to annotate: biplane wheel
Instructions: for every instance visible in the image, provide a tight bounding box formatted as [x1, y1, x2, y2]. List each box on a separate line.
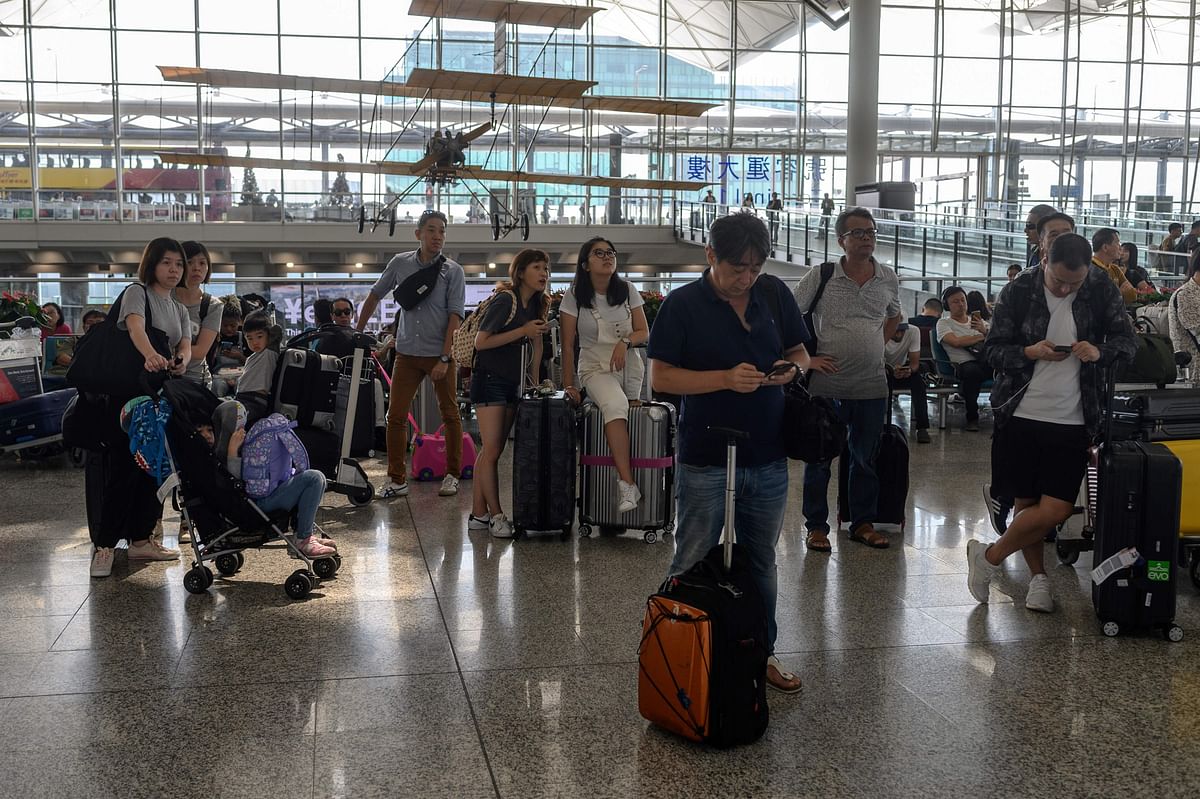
[491, 213, 501, 241]
[357, 206, 365, 234]
[520, 213, 530, 241]
[388, 205, 397, 237]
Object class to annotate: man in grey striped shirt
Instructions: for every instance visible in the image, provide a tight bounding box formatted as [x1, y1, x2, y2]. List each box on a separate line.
[794, 207, 903, 552]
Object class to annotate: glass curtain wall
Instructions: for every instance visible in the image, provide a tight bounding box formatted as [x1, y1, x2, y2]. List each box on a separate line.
[0, 0, 1197, 224]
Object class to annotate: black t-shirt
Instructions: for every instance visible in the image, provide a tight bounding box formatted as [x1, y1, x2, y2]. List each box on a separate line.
[474, 291, 540, 383]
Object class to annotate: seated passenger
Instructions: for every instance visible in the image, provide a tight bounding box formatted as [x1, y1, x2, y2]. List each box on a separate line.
[196, 415, 336, 558]
[39, 302, 71, 340]
[1119, 242, 1154, 293]
[884, 322, 930, 443]
[936, 285, 990, 432]
[235, 311, 279, 426]
[559, 237, 650, 513]
[1090, 228, 1137, 303]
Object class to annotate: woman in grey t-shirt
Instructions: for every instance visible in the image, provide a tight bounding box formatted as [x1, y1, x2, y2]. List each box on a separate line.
[173, 240, 223, 386]
[87, 238, 192, 580]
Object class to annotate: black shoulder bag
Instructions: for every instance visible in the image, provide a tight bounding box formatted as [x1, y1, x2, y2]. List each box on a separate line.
[761, 273, 847, 463]
[393, 254, 447, 311]
[67, 284, 172, 398]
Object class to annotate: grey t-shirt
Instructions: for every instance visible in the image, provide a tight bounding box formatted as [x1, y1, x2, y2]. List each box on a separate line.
[793, 258, 900, 400]
[117, 283, 191, 352]
[237, 349, 279, 395]
[369, 250, 466, 358]
[175, 290, 223, 383]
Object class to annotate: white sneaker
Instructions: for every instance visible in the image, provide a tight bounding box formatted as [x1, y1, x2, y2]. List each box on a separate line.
[966, 538, 998, 603]
[1025, 574, 1055, 613]
[489, 513, 515, 539]
[90, 547, 115, 578]
[380, 481, 410, 498]
[467, 513, 491, 531]
[439, 475, 459, 496]
[617, 480, 642, 514]
[127, 539, 180, 561]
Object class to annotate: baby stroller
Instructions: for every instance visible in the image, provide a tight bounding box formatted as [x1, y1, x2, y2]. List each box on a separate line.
[156, 378, 342, 600]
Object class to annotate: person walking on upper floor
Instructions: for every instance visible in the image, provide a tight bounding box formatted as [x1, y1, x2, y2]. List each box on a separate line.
[820, 193, 835, 232]
[559, 237, 650, 514]
[796, 207, 903, 552]
[967, 233, 1136, 612]
[1155, 222, 1184, 272]
[466, 249, 551, 539]
[936, 285, 990, 433]
[741, 192, 756, 212]
[1091, 228, 1137, 303]
[649, 210, 811, 694]
[766, 192, 783, 245]
[1023, 204, 1057, 269]
[885, 322, 931, 443]
[353, 209, 466, 500]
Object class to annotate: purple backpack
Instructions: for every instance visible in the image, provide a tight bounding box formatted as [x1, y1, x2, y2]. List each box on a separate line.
[242, 413, 310, 498]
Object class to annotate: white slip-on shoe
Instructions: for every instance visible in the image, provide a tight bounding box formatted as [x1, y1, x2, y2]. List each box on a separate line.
[1025, 574, 1055, 613]
[489, 514, 515, 539]
[467, 514, 491, 531]
[127, 539, 180, 562]
[439, 475, 459, 496]
[617, 480, 642, 514]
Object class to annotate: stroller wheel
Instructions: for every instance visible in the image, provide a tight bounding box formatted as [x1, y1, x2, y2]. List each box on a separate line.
[285, 570, 313, 600]
[184, 566, 213, 595]
[215, 553, 240, 576]
[234, 552, 246, 570]
[313, 556, 338, 579]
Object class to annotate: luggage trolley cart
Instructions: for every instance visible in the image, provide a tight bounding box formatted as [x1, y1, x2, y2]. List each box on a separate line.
[0, 317, 76, 461]
[276, 327, 376, 506]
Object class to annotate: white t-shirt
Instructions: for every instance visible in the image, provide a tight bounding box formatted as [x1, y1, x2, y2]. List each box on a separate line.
[936, 316, 985, 364]
[884, 326, 920, 368]
[559, 285, 644, 348]
[1015, 288, 1083, 425]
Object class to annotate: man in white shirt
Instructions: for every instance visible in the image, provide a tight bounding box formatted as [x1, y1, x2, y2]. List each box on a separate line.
[967, 233, 1136, 613]
[884, 323, 930, 443]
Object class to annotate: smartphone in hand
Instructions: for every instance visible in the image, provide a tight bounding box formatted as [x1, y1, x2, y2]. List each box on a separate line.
[1052, 345, 1073, 353]
[767, 362, 798, 379]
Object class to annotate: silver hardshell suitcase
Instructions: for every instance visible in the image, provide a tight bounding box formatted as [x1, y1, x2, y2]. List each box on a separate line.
[578, 400, 676, 543]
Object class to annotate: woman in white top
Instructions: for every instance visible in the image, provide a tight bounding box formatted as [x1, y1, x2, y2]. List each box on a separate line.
[173, 241, 223, 386]
[560, 237, 650, 513]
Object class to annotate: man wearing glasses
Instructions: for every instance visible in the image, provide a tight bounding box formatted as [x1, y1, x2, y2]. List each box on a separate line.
[315, 297, 358, 358]
[1024, 205, 1057, 269]
[355, 209, 467, 500]
[795, 208, 903, 552]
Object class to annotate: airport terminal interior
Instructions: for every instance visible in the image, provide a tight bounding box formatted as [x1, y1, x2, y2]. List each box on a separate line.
[2, 0, 1200, 797]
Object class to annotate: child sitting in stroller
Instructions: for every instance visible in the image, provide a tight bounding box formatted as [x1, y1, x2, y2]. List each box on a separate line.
[198, 401, 337, 558]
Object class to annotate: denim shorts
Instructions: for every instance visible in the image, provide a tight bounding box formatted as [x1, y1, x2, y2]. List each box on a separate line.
[469, 368, 519, 407]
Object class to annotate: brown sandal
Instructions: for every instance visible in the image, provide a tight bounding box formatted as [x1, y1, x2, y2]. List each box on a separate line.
[805, 530, 832, 552]
[848, 523, 890, 549]
[766, 656, 803, 693]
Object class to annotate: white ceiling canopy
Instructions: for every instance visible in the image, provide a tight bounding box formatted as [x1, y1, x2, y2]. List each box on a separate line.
[594, 0, 848, 72]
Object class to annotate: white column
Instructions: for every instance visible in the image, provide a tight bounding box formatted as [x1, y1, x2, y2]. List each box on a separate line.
[846, 0, 882, 205]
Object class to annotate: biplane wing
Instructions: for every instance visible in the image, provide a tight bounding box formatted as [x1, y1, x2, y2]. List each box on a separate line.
[407, 0, 601, 29]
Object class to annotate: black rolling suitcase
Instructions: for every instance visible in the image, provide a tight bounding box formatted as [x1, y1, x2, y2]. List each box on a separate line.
[294, 426, 340, 480]
[1090, 439, 1184, 641]
[1108, 388, 1200, 442]
[638, 427, 769, 748]
[511, 389, 577, 539]
[837, 399, 909, 531]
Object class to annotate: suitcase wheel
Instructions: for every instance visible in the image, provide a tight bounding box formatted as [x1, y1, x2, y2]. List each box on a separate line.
[461, 465, 474, 480]
[643, 530, 658, 545]
[1165, 625, 1185, 643]
[1055, 542, 1080, 566]
[1101, 621, 1120, 638]
[578, 524, 592, 538]
[663, 522, 674, 534]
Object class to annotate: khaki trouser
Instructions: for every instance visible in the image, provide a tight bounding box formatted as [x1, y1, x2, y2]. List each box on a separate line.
[386, 353, 463, 484]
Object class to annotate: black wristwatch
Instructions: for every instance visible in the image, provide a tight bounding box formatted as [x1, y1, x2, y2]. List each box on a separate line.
[438, 354, 451, 364]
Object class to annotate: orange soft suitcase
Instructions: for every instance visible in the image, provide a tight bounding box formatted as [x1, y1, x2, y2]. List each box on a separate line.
[637, 427, 769, 748]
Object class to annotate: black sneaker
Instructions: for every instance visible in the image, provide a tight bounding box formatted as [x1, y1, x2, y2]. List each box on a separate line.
[982, 483, 1012, 536]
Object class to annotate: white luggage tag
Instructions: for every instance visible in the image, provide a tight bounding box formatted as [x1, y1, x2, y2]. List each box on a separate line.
[1091, 547, 1140, 586]
[156, 472, 180, 505]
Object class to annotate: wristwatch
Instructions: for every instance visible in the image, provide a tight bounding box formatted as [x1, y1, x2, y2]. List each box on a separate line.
[438, 354, 451, 364]
[619, 336, 632, 347]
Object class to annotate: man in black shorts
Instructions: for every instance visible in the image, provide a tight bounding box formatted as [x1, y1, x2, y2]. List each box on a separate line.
[967, 233, 1136, 612]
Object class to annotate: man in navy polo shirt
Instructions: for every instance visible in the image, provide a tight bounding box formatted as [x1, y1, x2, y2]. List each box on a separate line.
[648, 212, 811, 694]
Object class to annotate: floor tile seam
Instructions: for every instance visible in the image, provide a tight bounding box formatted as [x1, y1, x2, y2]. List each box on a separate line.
[402, 497, 503, 799]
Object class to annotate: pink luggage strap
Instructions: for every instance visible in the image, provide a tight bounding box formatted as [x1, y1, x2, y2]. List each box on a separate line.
[580, 454, 672, 469]
[372, 352, 392, 388]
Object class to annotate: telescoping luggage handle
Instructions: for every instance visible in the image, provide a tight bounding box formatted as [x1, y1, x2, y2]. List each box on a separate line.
[708, 426, 749, 572]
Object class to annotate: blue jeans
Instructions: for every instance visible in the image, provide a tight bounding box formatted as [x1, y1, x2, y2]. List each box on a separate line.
[803, 397, 887, 532]
[668, 458, 789, 652]
[255, 469, 326, 539]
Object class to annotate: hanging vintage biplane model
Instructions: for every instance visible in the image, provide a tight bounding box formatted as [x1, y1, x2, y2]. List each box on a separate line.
[156, 0, 717, 239]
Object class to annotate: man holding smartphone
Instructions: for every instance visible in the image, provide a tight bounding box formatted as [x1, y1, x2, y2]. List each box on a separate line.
[967, 233, 1136, 612]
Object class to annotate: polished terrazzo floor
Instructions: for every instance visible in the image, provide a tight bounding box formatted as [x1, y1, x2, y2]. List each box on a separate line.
[2, 398, 1199, 799]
